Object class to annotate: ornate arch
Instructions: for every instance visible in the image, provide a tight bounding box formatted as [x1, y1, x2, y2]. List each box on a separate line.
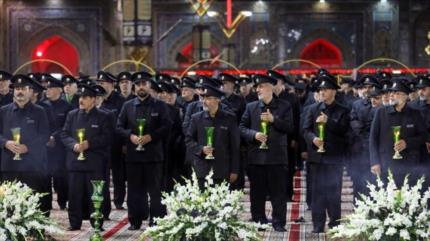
[290, 29, 353, 68]
[18, 26, 91, 74]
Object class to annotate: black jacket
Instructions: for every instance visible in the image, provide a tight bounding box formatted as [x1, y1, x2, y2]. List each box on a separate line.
[117, 96, 172, 163]
[369, 105, 426, 169]
[303, 101, 350, 164]
[239, 98, 294, 165]
[61, 107, 111, 173]
[0, 102, 49, 172]
[186, 109, 240, 179]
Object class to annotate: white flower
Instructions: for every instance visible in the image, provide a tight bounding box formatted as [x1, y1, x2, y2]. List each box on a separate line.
[142, 170, 266, 241]
[329, 171, 430, 241]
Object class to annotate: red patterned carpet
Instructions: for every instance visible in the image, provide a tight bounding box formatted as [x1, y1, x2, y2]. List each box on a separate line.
[48, 169, 354, 241]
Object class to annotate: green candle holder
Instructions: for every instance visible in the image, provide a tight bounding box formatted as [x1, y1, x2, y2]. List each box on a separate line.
[205, 126, 215, 160]
[76, 128, 86, 161]
[392, 126, 402, 159]
[259, 121, 268, 149]
[136, 118, 146, 151]
[317, 123, 325, 153]
[90, 180, 105, 241]
[11, 128, 21, 160]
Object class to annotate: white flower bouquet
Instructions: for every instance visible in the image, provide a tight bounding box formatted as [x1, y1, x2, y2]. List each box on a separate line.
[0, 181, 61, 241]
[329, 172, 430, 241]
[141, 171, 267, 241]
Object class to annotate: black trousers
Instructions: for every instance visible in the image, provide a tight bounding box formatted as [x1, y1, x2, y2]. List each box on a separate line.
[51, 172, 68, 208]
[68, 171, 105, 229]
[111, 147, 126, 208]
[126, 162, 164, 227]
[103, 167, 112, 219]
[3, 172, 51, 215]
[310, 163, 343, 231]
[286, 145, 296, 201]
[247, 164, 287, 226]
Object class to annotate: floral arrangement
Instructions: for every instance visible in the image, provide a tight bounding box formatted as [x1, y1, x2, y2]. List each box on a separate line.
[329, 172, 430, 241]
[141, 171, 267, 241]
[0, 181, 61, 241]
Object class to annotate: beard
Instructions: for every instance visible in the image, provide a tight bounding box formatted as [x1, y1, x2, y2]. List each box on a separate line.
[389, 99, 399, 106]
[137, 90, 148, 98]
[419, 96, 427, 101]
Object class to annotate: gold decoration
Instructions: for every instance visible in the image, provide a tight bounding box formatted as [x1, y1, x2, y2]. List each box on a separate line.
[188, 0, 214, 17]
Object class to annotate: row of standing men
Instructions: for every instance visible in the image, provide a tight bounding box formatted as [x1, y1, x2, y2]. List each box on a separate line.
[0, 69, 429, 233]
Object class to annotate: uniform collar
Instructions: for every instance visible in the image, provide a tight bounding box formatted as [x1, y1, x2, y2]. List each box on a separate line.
[318, 101, 336, 111]
[388, 104, 409, 114]
[12, 101, 32, 111]
[203, 108, 222, 119]
[79, 106, 97, 116]
[258, 97, 277, 109]
[133, 95, 152, 106]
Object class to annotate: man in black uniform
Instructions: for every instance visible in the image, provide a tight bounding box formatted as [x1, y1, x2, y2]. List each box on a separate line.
[97, 71, 126, 210]
[0, 71, 13, 107]
[118, 71, 135, 101]
[349, 87, 383, 198]
[267, 70, 300, 202]
[177, 77, 198, 119]
[62, 75, 80, 109]
[219, 73, 246, 123]
[186, 83, 240, 189]
[303, 75, 350, 233]
[349, 75, 380, 199]
[182, 76, 231, 177]
[239, 74, 294, 232]
[45, 77, 72, 210]
[117, 72, 172, 230]
[370, 79, 427, 186]
[157, 81, 185, 191]
[239, 76, 258, 103]
[61, 84, 111, 230]
[218, 73, 246, 189]
[0, 75, 50, 213]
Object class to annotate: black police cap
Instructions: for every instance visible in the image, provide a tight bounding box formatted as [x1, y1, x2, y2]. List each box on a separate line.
[253, 74, 278, 87]
[97, 71, 116, 83]
[0, 71, 12, 81]
[267, 70, 294, 85]
[181, 77, 196, 89]
[46, 78, 64, 88]
[416, 75, 430, 89]
[132, 71, 152, 83]
[196, 76, 223, 88]
[93, 85, 107, 96]
[77, 84, 97, 97]
[201, 83, 225, 98]
[317, 75, 340, 90]
[360, 75, 380, 88]
[117, 71, 132, 82]
[11, 75, 33, 88]
[155, 73, 171, 83]
[389, 78, 412, 94]
[218, 73, 238, 84]
[62, 75, 78, 85]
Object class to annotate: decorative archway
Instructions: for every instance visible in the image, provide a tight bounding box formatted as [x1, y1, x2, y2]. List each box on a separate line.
[31, 35, 79, 75]
[290, 29, 353, 68]
[19, 26, 91, 75]
[300, 38, 343, 68]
